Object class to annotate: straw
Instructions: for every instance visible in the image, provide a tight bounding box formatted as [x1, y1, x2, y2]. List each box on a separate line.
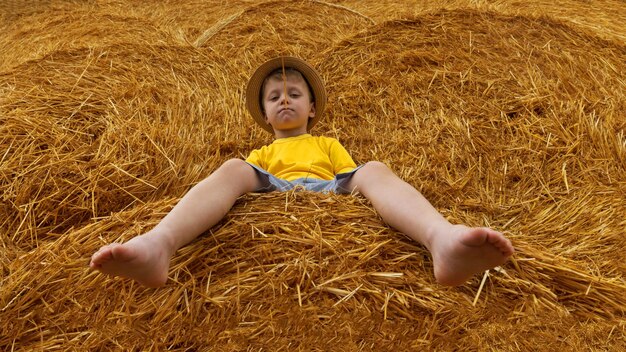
[1, 0, 625, 350]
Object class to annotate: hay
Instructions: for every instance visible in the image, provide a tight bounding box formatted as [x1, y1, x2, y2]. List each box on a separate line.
[1, 0, 625, 350]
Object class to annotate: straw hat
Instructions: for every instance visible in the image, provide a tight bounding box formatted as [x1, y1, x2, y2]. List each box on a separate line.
[246, 56, 326, 133]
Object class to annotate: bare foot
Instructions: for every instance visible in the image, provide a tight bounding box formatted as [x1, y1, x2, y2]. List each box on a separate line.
[89, 233, 174, 288]
[430, 225, 514, 286]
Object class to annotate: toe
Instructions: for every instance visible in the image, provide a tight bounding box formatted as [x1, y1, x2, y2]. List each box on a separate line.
[91, 246, 112, 265]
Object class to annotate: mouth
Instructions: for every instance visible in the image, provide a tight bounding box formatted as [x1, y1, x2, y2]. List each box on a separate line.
[278, 107, 293, 114]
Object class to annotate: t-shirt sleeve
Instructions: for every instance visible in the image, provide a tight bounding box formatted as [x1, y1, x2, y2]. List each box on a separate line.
[245, 148, 264, 169]
[328, 138, 357, 174]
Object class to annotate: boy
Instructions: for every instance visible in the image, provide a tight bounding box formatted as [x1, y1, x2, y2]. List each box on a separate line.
[90, 57, 514, 288]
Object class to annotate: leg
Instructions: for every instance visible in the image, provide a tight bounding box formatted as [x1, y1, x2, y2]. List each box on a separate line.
[346, 161, 514, 286]
[89, 159, 262, 287]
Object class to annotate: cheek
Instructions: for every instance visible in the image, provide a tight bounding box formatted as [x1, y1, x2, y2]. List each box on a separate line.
[264, 102, 277, 116]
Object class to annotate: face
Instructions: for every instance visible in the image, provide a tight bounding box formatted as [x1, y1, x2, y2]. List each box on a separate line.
[262, 75, 316, 137]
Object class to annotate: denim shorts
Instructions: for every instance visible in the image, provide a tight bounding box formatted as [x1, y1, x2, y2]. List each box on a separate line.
[246, 163, 363, 194]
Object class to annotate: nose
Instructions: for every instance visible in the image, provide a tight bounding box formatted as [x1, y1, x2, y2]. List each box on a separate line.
[280, 93, 289, 106]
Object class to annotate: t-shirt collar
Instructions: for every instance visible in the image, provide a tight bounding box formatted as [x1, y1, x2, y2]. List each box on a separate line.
[272, 133, 312, 144]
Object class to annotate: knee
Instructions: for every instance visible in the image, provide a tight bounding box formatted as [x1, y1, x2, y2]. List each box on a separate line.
[350, 161, 393, 189]
[209, 158, 259, 191]
[216, 158, 254, 177]
[220, 158, 249, 170]
[360, 161, 392, 176]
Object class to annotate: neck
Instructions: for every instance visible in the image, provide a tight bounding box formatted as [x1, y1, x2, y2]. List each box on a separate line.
[273, 127, 309, 139]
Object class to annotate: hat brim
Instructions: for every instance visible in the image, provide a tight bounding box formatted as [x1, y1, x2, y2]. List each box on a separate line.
[246, 56, 326, 134]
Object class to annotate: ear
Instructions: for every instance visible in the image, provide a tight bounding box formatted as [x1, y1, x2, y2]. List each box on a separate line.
[262, 107, 269, 122]
[308, 102, 316, 118]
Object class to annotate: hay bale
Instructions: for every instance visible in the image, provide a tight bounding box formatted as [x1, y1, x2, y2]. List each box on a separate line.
[1, 0, 625, 350]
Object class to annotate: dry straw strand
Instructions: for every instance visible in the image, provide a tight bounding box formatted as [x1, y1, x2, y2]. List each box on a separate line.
[1, 0, 625, 351]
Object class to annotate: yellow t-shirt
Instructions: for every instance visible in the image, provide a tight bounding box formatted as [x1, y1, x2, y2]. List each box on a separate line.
[245, 134, 356, 181]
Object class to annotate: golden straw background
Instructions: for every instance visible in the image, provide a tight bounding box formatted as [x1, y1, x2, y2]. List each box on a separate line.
[1, 0, 625, 350]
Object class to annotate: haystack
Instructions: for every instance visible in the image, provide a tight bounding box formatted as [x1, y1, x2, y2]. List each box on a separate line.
[1, 0, 624, 350]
